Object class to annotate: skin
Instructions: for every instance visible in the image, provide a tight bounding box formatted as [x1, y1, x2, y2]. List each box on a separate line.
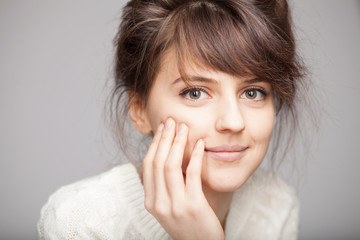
[130, 50, 275, 239]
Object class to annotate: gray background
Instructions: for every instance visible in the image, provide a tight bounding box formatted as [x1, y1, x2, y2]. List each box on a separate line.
[1, 0, 359, 239]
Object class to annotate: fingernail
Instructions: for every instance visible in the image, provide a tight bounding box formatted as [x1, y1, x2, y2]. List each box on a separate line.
[177, 123, 187, 134]
[195, 139, 204, 149]
[165, 118, 173, 129]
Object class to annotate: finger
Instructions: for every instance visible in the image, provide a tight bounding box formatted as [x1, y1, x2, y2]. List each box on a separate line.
[164, 123, 188, 201]
[143, 123, 164, 202]
[153, 118, 176, 198]
[185, 139, 205, 199]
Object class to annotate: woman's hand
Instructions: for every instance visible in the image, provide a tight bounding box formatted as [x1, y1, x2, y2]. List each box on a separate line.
[142, 118, 225, 240]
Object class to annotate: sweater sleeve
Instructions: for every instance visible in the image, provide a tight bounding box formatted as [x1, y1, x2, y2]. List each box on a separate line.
[37, 190, 90, 240]
[37, 167, 133, 240]
[37, 185, 103, 240]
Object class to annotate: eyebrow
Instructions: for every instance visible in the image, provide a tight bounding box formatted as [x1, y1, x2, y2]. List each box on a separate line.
[172, 75, 263, 85]
[172, 76, 218, 85]
[243, 78, 264, 84]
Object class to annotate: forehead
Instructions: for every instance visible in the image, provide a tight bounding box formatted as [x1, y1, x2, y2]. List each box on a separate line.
[157, 48, 254, 83]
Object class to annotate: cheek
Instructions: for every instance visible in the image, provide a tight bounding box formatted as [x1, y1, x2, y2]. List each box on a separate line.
[172, 108, 209, 147]
[243, 106, 274, 144]
[155, 106, 209, 166]
[146, 98, 208, 146]
[148, 105, 208, 171]
[173, 108, 209, 171]
[147, 102, 199, 126]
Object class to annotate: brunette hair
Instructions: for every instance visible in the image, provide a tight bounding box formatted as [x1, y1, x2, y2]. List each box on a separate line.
[109, 0, 312, 168]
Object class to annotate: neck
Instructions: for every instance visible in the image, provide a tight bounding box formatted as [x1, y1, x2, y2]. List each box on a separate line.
[202, 185, 234, 229]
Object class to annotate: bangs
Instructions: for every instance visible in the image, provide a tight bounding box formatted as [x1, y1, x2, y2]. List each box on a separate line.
[173, 1, 252, 77]
[154, 0, 300, 107]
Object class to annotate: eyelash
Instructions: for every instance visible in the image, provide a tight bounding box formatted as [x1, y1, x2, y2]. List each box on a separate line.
[179, 86, 268, 101]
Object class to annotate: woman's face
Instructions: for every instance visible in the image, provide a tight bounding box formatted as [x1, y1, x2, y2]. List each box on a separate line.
[141, 50, 275, 192]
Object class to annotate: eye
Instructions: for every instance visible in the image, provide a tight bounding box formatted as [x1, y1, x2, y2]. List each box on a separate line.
[241, 88, 266, 101]
[180, 87, 209, 101]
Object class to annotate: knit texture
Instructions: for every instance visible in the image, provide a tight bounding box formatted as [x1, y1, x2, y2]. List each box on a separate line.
[38, 163, 299, 240]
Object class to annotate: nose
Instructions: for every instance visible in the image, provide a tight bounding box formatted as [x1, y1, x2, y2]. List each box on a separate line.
[215, 97, 245, 133]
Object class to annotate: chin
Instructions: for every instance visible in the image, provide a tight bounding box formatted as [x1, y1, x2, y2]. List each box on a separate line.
[201, 168, 251, 193]
[200, 153, 262, 193]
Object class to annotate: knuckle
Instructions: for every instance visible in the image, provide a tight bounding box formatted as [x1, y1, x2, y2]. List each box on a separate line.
[165, 160, 177, 172]
[154, 203, 168, 218]
[191, 150, 202, 159]
[152, 157, 161, 170]
[186, 203, 201, 217]
[144, 199, 153, 213]
[144, 195, 154, 210]
[173, 135, 184, 145]
[186, 167, 200, 178]
[171, 204, 183, 219]
[160, 131, 171, 141]
[142, 159, 149, 172]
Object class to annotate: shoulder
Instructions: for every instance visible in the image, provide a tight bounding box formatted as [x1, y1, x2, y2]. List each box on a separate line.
[41, 163, 139, 210]
[38, 163, 141, 239]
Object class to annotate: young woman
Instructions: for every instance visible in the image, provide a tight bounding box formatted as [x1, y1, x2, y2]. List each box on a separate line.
[38, 0, 307, 239]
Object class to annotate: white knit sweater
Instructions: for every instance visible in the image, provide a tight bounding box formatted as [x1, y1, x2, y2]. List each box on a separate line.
[38, 163, 299, 239]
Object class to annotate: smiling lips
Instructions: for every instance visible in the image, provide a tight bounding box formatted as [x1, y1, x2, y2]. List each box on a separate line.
[205, 145, 248, 162]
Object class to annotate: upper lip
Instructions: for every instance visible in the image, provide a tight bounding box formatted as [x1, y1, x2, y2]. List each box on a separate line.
[205, 145, 248, 152]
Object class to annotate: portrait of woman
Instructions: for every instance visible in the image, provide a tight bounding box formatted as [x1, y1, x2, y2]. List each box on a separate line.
[0, 0, 359, 239]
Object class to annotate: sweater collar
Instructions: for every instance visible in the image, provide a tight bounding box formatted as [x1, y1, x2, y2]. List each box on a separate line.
[225, 175, 255, 239]
[123, 163, 170, 239]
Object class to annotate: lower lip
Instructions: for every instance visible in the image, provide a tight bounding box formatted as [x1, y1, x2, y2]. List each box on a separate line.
[205, 149, 247, 162]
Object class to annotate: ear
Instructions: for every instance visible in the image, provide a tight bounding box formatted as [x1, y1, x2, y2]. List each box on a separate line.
[129, 96, 152, 135]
